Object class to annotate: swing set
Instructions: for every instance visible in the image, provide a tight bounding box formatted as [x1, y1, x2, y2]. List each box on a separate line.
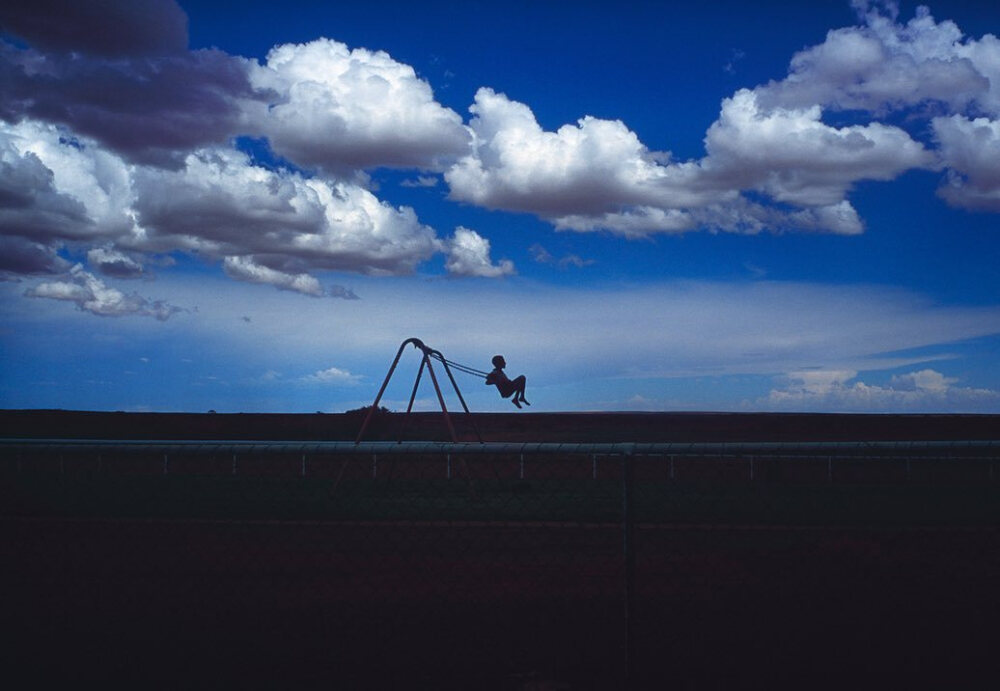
[354, 338, 487, 444]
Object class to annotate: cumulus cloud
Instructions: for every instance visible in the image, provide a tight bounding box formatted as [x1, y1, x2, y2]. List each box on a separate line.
[445, 3, 1000, 233]
[24, 263, 184, 319]
[445, 85, 928, 236]
[757, 4, 991, 114]
[0, 43, 264, 167]
[250, 38, 469, 173]
[1, 119, 452, 284]
[223, 256, 323, 296]
[222, 256, 359, 299]
[129, 146, 445, 275]
[445, 226, 515, 278]
[0, 114, 517, 306]
[3, 0, 999, 312]
[754, 1, 1000, 213]
[933, 115, 1000, 211]
[87, 247, 144, 279]
[0, 1, 261, 166]
[702, 89, 933, 208]
[302, 366, 363, 385]
[447, 87, 691, 218]
[762, 368, 1000, 412]
[0, 235, 70, 278]
[0, 125, 99, 242]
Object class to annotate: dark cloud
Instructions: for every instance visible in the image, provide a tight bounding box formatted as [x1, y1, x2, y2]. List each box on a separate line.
[0, 235, 69, 277]
[0, 0, 188, 58]
[0, 42, 266, 166]
[0, 142, 95, 240]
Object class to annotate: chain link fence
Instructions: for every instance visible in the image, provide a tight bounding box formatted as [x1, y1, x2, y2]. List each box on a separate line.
[3, 440, 999, 689]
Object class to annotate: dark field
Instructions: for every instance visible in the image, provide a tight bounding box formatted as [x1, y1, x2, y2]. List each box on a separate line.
[3, 408, 1000, 442]
[2, 410, 999, 689]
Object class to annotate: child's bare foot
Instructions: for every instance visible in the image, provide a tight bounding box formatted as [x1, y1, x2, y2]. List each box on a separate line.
[512, 398, 522, 408]
[521, 398, 530, 406]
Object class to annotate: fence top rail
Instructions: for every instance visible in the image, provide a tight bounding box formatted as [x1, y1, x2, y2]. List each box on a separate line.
[2, 439, 999, 457]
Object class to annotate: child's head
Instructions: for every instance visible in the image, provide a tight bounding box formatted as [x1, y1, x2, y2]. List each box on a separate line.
[491, 355, 505, 368]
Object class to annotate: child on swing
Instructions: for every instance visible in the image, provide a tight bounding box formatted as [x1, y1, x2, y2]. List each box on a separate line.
[485, 355, 530, 408]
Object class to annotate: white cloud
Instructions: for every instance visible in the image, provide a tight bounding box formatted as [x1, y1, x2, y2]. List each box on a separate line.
[447, 87, 698, 217]
[126, 145, 449, 277]
[444, 86, 928, 236]
[1, 117, 523, 303]
[87, 247, 144, 279]
[223, 257, 359, 298]
[1, 120, 455, 282]
[222, 256, 323, 296]
[444, 4, 1000, 232]
[250, 38, 469, 172]
[933, 115, 1000, 211]
[2, 1, 1000, 310]
[758, 4, 991, 114]
[0, 119, 134, 244]
[24, 263, 184, 320]
[302, 366, 363, 385]
[445, 226, 515, 278]
[761, 368, 1000, 412]
[754, 2, 1000, 212]
[702, 89, 933, 209]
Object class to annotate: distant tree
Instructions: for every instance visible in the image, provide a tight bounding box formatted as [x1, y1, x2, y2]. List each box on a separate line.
[345, 404, 391, 415]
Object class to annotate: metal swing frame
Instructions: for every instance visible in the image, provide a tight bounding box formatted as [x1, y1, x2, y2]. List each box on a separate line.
[354, 338, 484, 444]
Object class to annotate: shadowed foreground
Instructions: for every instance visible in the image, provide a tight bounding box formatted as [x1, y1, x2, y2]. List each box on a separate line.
[2, 411, 999, 689]
[4, 517, 998, 689]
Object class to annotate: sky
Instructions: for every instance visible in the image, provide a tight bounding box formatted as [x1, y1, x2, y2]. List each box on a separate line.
[1, 0, 999, 414]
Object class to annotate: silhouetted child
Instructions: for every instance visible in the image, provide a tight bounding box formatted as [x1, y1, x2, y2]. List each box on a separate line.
[485, 355, 530, 408]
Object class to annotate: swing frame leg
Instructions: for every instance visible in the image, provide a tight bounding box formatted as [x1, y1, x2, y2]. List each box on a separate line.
[355, 337, 483, 445]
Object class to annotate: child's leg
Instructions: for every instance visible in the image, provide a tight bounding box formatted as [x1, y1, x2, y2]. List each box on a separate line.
[513, 376, 529, 405]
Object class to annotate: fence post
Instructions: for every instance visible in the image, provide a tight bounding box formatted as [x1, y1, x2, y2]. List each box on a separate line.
[232, 453, 237, 475]
[163, 453, 169, 475]
[520, 453, 525, 481]
[622, 451, 635, 688]
[301, 453, 307, 477]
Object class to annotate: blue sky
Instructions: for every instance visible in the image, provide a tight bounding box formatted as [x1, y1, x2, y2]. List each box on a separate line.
[1, 0, 999, 414]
